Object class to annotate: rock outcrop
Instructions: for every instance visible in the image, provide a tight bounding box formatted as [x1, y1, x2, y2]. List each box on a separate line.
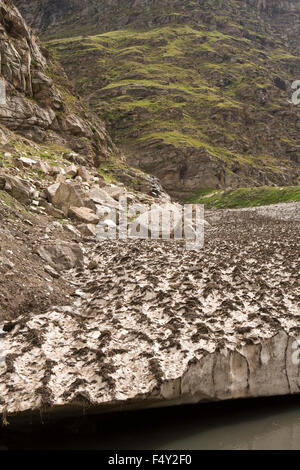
[0, 173, 33, 205]
[0, 0, 119, 165]
[15, 0, 300, 36]
[0, 0, 172, 201]
[36, 241, 83, 271]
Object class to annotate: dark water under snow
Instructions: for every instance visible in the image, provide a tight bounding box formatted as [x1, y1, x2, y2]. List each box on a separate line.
[2, 395, 300, 450]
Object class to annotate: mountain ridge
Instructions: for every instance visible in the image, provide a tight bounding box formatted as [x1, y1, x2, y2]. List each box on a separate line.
[15, 0, 300, 197]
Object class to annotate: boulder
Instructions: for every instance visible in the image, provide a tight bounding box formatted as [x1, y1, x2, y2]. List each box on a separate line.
[77, 166, 90, 182]
[128, 203, 197, 239]
[0, 174, 32, 205]
[83, 198, 98, 213]
[44, 265, 60, 279]
[45, 182, 60, 200]
[65, 164, 78, 178]
[64, 224, 82, 238]
[105, 185, 126, 200]
[48, 166, 62, 177]
[43, 201, 64, 219]
[65, 114, 93, 137]
[89, 185, 119, 209]
[55, 173, 67, 184]
[68, 206, 100, 225]
[77, 224, 97, 237]
[37, 241, 83, 271]
[46, 182, 84, 216]
[19, 156, 36, 167]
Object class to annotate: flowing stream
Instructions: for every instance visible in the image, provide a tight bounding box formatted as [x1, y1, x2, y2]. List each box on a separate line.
[2, 395, 300, 450]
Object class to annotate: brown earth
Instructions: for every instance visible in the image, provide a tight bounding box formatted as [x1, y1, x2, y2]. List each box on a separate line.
[0, 197, 76, 321]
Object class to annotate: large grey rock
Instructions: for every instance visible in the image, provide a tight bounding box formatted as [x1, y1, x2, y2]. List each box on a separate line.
[0, 174, 32, 205]
[105, 185, 126, 200]
[43, 201, 64, 219]
[34, 160, 51, 174]
[44, 265, 60, 279]
[128, 203, 198, 239]
[46, 182, 84, 216]
[77, 223, 97, 237]
[19, 156, 36, 167]
[77, 166, 90, 182]
[65, 164, 78, 178]
[65, 114, 93, 137]
[68, 206, 100, 225]
[89, 185, 119, 209]
[36, 241, 83, 271]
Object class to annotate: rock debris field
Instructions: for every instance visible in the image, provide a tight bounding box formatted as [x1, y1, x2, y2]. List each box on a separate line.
[0, 205, 299, 419]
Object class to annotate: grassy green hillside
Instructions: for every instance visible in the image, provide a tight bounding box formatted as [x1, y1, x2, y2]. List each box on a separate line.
[184, 186, 300, 208]
[16, 0, 300, 196]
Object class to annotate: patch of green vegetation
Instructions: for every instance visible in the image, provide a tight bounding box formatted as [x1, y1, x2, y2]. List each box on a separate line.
[43, 12, 299, 188]
[98, 167, 118, 185]
[0, 189, 30, 214]
[137, 130, 205, 148]
[0, 153, 15, 168]
[271, 49, 297, 60]
[184, 186, 300, 209]
[31, 58, 38, 69]
[14, 142, 72, 166]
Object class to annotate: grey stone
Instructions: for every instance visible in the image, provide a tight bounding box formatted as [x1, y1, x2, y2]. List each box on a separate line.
[37, 241, 83, 271]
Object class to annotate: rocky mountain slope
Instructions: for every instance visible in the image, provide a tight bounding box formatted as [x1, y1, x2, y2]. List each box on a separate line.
[0, 1, 299, 427]
[0, 0, 117, 165]
[16, 0, 300, 197]
[0, 0, 167, 195]
[0, 0, 169, 323]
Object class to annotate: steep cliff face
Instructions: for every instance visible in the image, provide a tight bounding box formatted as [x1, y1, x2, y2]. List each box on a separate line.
[249, 0, 300, 14]
[15, 0, 300, 37]
[0, 0, 167, 195]
[247, 0, 300, 53]
[0, 0, 119, 165]
[15, 0, 300, 197]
